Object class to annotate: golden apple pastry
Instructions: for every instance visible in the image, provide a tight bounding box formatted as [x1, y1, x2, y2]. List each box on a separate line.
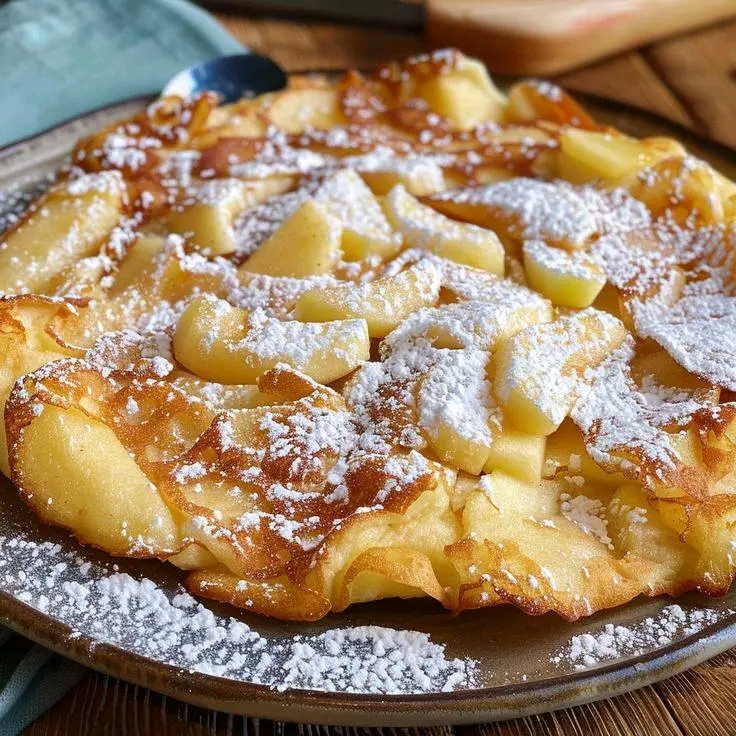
[2, 49, 736, 621]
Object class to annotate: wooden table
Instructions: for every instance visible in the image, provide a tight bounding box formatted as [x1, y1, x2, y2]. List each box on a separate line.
[23, 12, 736, 736]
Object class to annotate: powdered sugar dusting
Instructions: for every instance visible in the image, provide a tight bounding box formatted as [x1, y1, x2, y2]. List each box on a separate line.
[559, 493, 611, 547]
[4, 55, 736, 699]
[571, 340, 707, 485]
[418, 347, 497, 446]
[636, 293, 736, 391]
[497, 308, 625, 428]
[523, 239, 605, 282]
[433, 178, 597, 249]
[0, 529, 476, 694]
[551, 604, 733, 671]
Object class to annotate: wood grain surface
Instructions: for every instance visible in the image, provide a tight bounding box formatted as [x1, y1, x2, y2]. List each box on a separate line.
[22, 12, 736, 736]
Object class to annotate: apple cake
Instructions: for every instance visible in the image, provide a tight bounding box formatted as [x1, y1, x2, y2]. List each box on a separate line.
[1, 49, 735, 621]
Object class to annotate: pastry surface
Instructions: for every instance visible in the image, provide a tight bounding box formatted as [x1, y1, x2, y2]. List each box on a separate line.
[2, 50, 736, 622]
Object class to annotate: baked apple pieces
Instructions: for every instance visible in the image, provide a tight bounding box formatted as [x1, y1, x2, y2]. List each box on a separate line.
[1, 49, 736, 622]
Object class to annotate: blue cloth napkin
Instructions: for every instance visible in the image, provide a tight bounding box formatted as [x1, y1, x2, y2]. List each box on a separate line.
[0, 0, 245, 147]
[0, 0, 243, 732]
[0, 634, 87, 736]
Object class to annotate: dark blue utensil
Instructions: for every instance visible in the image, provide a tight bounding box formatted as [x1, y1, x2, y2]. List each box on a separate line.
[163, 53, 288, 102]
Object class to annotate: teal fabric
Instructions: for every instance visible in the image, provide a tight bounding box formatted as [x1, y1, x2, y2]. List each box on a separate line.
[0, 638, 86, 736]
[0, 1, 243, 731]
[0, 0, 245, 146]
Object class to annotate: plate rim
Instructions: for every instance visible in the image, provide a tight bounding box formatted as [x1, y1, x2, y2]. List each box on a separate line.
[1, 90, 735, 727]
[2, 585, 735, 726]
[0, 95, 155, 158]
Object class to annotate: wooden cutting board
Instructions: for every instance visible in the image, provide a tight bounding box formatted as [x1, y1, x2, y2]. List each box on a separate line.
[425, 0, 736, 74]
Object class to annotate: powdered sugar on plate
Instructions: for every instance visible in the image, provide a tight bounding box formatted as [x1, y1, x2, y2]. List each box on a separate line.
[0, 528, 476, 694]
[0, 174, 56, 235]
[3, 512, 735, 694]
[551, 603, 734, 671]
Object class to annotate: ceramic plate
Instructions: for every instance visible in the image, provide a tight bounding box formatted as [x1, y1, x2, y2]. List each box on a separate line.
[1, 94, 736, 727]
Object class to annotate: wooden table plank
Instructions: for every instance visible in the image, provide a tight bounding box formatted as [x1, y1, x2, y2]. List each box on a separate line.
[24, 662, 736, 736]
[20, 12, 736, 736]
[555, 51, 695, 129]
[216, 13, 424, 71]
[653, 651, 736, 736]
[472, 687, 685, 736]
[641, 21, 736, 148]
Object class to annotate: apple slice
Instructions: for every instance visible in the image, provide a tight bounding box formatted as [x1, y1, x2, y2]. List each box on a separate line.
[494, 308, 628, 435]
[625, 156, 724, 226]
[358, 157, 446, 197]
[558, 128, 685, 186]
[14, 405, 182, 556]
[108, 234, 166, 295]
[382, 280, 552, 355]
[313, 169, 401, 261]
[383, 185, 504, 275]
[0, 172, 123, 295]
[173, 295, 369, 385]
[523, 239, 606, 308]
[505, 80, 598, 129]
[428, 178, 597, 253]
[544, 419, 626, 488]
[167, 178, 291, 255]
[294, 260, 441, 338]
[415, 55, 507, 130]
[418, 347, 496, 474]
[266, 87, 345, 133]
[240, 199, 341, 278]
[484, 426, 546, 484]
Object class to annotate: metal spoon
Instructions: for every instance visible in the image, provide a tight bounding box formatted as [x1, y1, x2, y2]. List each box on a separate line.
[162, 53, 288, 103]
